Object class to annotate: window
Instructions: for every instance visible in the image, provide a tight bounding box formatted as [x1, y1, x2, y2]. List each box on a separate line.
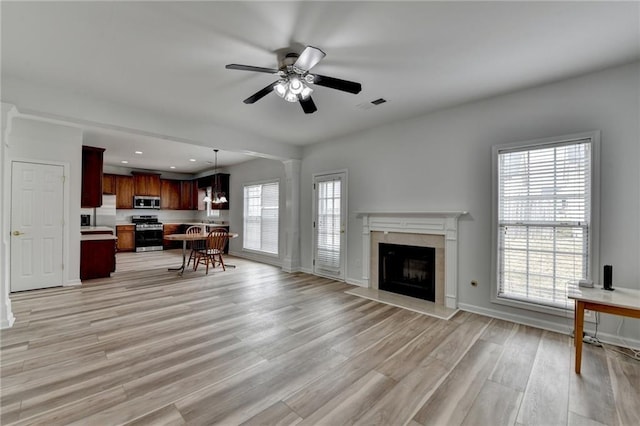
[493, 132, 599, 310]
[243, 181, 279, 255]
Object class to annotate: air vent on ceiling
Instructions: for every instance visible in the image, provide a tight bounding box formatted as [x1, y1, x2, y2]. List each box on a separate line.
[356, 98, 388, 111]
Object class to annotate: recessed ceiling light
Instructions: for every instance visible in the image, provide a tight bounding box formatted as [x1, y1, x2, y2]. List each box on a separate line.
[134, 151, 143, 155]
[121, 160, 129, 164]
[189, 159, 196, 162]
[170, 166, 176, 169]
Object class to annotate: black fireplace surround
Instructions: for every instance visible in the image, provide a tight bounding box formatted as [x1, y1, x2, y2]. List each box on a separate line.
[378, 243, 436, 302]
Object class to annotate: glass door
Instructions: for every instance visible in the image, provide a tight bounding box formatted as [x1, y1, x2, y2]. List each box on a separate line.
[313, 172, 347, 280]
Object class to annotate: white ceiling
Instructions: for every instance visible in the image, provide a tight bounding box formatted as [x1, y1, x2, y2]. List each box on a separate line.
[2, 1, 639, 172]
[84, 128, 252, 174]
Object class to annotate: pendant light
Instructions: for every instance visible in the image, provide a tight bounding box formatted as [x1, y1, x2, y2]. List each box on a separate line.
[210, 149, 227, 204]
[202, 188, 212, 203]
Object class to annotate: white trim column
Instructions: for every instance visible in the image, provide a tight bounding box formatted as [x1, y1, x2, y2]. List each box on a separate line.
[281, 159, 301, 272]
[1, 103, 17, 328]
[361, 214, 371, 284]
[444, 216, 461, 309]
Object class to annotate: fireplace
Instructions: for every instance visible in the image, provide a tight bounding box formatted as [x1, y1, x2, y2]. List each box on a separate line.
[358, 211, 467, 309]
[379, 243, 436, 302]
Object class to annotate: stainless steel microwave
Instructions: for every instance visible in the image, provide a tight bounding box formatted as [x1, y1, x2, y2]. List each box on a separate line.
[133, 196, 161, 209]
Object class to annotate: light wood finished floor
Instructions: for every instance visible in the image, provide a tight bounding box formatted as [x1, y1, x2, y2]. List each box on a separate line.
[1, 250, 638, 425]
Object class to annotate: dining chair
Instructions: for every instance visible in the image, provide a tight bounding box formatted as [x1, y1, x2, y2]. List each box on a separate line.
[194, 230, 229, 274]
[185, 225, 203, 268]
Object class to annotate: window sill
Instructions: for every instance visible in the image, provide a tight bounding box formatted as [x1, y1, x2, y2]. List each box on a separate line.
[492, 294, 574, 318]
[242, 248, 279, 259]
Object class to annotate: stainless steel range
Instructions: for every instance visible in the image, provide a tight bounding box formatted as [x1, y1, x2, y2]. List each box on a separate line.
[132, 215, 163, 252]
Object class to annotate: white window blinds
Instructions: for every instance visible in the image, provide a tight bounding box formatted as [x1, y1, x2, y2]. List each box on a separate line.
[497, 139, 592, 308]
[243, 181, 279, 255]
[315, 178, 342, 273]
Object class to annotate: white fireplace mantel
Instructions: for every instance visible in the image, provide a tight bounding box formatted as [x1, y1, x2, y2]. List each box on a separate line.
[358, 211, 467, 309]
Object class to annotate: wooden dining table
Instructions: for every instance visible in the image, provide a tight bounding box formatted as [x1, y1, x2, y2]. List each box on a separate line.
[568, 285, 640, 374]
[164, 232, 238, 275]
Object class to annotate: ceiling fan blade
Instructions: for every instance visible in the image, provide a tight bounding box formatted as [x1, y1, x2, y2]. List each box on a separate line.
[312, 74, 362, 94]
[226, 64, 279, 74]
[298, 95, 317, 114]
[294, 46, 326, 72]
[243, 81, 279, 104]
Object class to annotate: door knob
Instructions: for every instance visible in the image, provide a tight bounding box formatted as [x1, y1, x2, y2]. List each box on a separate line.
[12, 231, 24, 236]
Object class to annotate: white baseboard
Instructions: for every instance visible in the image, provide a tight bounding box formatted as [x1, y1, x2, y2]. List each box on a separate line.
[0, 313, 15, 329]
[458, 303, 640, 350]
[228, 250, 282, 268]
[281, 256, 301, 273]
[345, 277, 367, 287]
[293, 268, 364, 286]
[64, 279, 82, 287]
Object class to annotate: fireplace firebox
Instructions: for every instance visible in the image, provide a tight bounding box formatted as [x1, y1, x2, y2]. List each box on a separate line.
[378, 243, 436, 302]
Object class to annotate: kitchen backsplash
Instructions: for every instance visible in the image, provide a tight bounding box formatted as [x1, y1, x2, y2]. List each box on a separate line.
[80, 207, 94, 216]
[115, 209, 230, 225]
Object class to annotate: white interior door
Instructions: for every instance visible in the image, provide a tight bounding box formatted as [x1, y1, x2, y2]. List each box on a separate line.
[11, 161, 65, 292]
[313, 172, 346, 280]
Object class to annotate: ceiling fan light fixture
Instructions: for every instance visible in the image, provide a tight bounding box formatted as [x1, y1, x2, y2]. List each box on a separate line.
[274, 76, 313, 102]
[301, 85, 313, 99]
[226, 44, 361, 113]
[284, 92, 298, 103]
[288, 76, 303, 94]
[274, 80, 287, 97]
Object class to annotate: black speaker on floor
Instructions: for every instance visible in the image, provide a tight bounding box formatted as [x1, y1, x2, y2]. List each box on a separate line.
[603, 265, 613, 291]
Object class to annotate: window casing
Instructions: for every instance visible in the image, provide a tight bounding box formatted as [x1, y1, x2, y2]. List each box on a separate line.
[315, 177, 342, 274]
[492, 132, 599, 312]
[243, 181, 279, 255]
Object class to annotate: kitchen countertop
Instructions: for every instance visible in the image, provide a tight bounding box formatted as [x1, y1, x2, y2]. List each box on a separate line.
[81, 226, 115, 233]
[166, 222, 229, 227]
[81, 234, 118, 241]
[114, 222, 229, 227]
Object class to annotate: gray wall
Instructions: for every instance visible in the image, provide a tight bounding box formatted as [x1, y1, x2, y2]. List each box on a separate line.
[227, 157, 286, 265]
[4, 117, 84, 286]
[300, 61, 640, 341]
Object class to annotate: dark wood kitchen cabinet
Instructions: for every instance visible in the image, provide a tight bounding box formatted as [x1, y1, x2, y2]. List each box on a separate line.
[80, 237, 116, 280]
[115, 175, 134, 209]
[160, 179, 181, 210]
[132, 172, 161, 197]
[103, 173, 117, 195]
[116, 225, 135, 252]
[180, 180, 194, 210]
[163, 224, 182, 249]
[81, 145, 105, 207]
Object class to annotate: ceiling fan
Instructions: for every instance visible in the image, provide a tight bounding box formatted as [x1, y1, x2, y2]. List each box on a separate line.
[225, 46, 362, 114]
